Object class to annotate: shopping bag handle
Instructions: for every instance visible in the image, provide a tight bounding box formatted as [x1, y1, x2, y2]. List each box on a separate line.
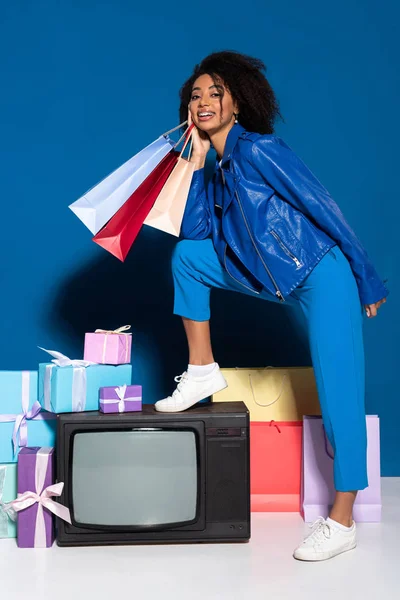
[162, 121, 188, 137]
[162, 121, 195, 160]
[179, 124, 195, 159]
[234, 366, 288, 408]
[171, 122, 193, 151]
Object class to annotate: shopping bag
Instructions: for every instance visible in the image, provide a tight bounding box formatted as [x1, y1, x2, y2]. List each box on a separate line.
[69, 123, 185, 235]
[251, 421, 302, 512]
[93, 151, 178, 260]
[301, 415, 382, 522]
[93, 126, 194, 261]
[143, 137, 195, 236]
[214, 367, 321, 421]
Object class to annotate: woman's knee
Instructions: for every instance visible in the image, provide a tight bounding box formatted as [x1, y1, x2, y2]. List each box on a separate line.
[171, 239, 208, 273]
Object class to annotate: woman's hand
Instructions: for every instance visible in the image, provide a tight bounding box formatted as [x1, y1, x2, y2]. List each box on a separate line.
[364, 297, 387, 318]
[188, 105, 210, 170]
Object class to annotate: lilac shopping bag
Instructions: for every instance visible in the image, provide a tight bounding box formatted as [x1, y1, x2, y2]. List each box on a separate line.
[301, 415, 381, 522]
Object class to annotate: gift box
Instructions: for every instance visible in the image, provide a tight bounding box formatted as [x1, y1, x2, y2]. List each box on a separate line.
[84, 325, 132, 365]
[38, 348, 132, 413]
[214, 367, 321, 421]
[99, 384, 142, 413]
[0, 464, 17, 538]
[0, 371, 56, 463]
[10, 447, 71, 548]
[251, 421, 302, 512]
[301, 415, 382, 522]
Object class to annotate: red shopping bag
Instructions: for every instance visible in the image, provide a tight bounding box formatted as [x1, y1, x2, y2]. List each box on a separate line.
[93, 124, 194, 261]
[251, 421, 302, 512]
[93, 150, 178, 261]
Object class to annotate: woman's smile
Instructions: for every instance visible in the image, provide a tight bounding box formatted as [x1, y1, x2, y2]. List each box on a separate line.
[197, 111, 215, 122]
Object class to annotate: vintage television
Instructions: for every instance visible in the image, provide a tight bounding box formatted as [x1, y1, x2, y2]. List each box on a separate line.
[56, 401, 250, 546]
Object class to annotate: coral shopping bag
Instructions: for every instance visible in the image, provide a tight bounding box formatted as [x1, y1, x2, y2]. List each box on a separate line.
[251, 421, 302, 512]
[93, 127, 194, 261]
[301, 415, 382, 522]
[143, 137, 195, 236]
[69, 123, 185, 235]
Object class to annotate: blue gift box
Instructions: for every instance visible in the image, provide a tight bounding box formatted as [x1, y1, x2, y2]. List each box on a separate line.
[38, 363, 132, 413]
[0, 463, 17, 538]
[0, 371, 56, 463]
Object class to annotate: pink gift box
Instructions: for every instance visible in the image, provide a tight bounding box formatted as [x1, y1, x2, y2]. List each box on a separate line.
[84, 326, 132, 365]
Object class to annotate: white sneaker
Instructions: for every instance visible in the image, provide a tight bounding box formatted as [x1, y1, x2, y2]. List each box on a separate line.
[293, 517, 357, 562]
[154, 363, 228, 413]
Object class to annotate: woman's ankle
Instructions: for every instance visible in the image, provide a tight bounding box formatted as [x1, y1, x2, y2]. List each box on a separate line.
[188, 357, 215, 366]
[328, 512, 353, 528]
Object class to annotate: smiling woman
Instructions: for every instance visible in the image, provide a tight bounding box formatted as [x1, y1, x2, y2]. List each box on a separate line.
[179, 51, 282, 135]
[155, 49, 388, 563]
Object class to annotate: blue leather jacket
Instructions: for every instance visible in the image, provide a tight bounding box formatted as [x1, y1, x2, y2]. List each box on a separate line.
[180, 123, 388, 305]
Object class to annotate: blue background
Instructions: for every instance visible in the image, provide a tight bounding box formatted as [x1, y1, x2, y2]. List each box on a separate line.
[0, 1, 398, 474]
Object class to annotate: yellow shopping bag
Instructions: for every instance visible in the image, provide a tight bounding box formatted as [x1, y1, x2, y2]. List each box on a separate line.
[213, 367, 321, 421]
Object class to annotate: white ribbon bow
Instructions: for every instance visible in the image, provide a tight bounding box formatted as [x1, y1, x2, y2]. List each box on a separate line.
[115, 384, 127, 412]
[39, 347, 95, 368]
[94, 325, 131, 335]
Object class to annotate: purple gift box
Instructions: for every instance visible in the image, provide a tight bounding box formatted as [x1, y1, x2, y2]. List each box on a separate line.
[84, 326, 132, 365]
[17, 447, 55, 548]
[99, 384, 142, 413]
[13, 447, 71, 548]
[301, 415, 382, 523]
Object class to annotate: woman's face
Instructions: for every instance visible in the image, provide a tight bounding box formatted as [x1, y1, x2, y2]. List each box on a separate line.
[189, 73, 239, 134]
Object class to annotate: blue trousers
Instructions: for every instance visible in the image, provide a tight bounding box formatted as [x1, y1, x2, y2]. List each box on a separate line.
[172, 238, 368, 492]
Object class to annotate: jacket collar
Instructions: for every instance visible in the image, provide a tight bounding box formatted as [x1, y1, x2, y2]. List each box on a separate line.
[218, 123, 247, 167]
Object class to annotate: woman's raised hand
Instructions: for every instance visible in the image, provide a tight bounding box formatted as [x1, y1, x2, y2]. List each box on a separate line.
[188, 105, 210, 170]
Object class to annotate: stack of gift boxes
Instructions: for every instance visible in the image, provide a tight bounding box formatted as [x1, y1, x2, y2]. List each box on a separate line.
[0, 326, 142, 547]
[215, 367, 382, 522]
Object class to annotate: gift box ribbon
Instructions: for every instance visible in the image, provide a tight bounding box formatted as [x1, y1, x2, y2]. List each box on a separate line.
[40, 348, 95, 412]
[0, 466, 17, 537]
[100, 384, 140, 413]
[94, 325, 131, 364]
[0, 371, 56, 455]
[6, 448, 71, 547]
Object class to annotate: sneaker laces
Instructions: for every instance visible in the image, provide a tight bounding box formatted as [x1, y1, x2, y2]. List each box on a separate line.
[171, 372, 190, 399]
[303, 517, 332, 545]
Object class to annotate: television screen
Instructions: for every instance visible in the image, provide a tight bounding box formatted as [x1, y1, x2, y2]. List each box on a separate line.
[72, 429, 198, 527]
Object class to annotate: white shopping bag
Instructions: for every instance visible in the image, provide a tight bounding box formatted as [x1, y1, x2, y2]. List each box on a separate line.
[69, 123, 185, 235]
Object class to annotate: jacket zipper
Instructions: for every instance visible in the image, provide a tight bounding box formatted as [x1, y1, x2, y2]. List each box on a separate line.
[270, 230, 302, 268]
[224, 245, 260, 294]
[235, 190, 285, 302]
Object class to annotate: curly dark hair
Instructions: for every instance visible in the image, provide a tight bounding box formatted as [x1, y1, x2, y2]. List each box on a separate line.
[179, 50, 283, 134]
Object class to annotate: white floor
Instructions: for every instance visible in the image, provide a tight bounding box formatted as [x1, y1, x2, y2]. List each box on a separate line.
[1, 478, 399, 600]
